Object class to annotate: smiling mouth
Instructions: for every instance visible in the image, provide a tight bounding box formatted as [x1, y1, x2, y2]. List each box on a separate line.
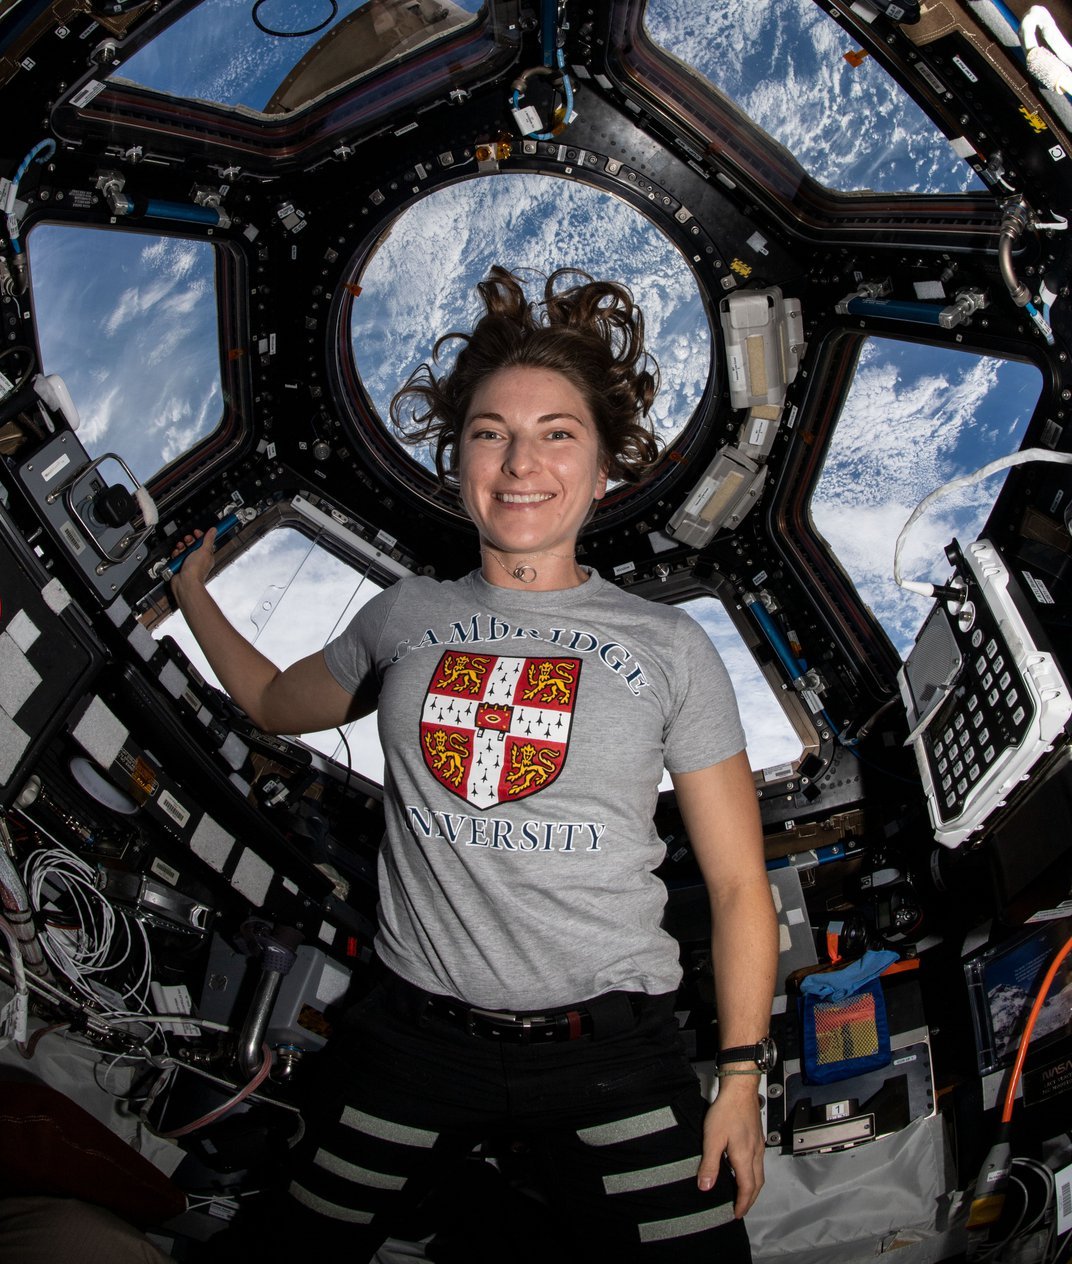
[495, 492, 554, 504]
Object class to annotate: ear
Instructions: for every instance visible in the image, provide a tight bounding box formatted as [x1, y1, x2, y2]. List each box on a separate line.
[593, 461, 609, 502]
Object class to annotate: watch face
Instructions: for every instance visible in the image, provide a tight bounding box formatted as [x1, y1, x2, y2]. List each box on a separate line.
[757, 1035, 777, 1071]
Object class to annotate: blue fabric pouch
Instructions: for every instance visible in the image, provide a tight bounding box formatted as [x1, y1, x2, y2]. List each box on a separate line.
[799, 952, 895, 1085]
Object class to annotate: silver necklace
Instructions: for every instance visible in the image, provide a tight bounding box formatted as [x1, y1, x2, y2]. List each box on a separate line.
[487, 548, 577, 585]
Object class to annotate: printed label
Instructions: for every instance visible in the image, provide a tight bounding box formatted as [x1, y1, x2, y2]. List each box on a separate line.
[158, 789, 191, 828]
[150, 857, 180, 885]
[41, 453, 71, 483]
[916, 64, 945, 94]
[70, 79, 106, 108]
[59, 521, 85, 555]
[1022, 570, 1055, 605]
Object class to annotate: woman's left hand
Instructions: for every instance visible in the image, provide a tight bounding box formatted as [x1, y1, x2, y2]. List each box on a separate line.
[696, 1077, 766, 1217]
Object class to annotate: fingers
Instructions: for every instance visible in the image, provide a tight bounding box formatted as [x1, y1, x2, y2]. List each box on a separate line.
[730, 1150, 763, 1218]
[170, 527, 205, 559]
[699, 1139, 763, 1217]
[699, 1099, 765, 1218]
[698, 1107, 730, 1194]
[696, 1145, 722, 1194]
[168, 526, 217, 588]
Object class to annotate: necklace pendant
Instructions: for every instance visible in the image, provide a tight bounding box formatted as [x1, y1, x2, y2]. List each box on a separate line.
[513, 564, 537, 583]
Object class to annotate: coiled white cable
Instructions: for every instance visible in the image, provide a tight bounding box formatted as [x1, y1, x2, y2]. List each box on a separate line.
[22, 845, 154, 1013]
[894, 448, 1072, 597]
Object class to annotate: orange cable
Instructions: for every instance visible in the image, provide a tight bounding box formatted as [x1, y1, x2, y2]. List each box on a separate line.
[1001, 933, 1072, 1124]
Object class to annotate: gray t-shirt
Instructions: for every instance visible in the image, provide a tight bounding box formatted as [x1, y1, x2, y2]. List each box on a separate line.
[324, 569, 746, 1009]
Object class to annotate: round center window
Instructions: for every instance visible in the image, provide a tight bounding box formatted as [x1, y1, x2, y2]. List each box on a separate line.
[347, 173, 713, 491]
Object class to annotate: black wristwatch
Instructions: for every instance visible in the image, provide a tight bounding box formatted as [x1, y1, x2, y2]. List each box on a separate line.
[716, 1035, 777, 1072]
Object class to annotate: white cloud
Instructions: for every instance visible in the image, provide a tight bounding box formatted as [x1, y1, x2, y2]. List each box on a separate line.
[643, 0, 978, 194]
[31, 224, 222, 482]
[812, 342, 1040, 656]
[77, 381, 123, 447]
[685, 596, 803, 773]
[351, 173, 711, 469]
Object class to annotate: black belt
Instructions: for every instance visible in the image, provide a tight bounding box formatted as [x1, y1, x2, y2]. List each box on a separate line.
[402, 982, 649, 1043]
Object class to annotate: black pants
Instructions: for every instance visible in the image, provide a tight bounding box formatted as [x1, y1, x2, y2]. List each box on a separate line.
[239, 972, 751, 1263]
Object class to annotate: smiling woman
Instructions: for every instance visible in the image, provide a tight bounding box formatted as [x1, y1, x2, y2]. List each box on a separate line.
[167, 262, 776, 1260]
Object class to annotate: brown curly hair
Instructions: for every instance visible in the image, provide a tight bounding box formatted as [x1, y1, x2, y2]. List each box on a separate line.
[389, 266, 661, 485]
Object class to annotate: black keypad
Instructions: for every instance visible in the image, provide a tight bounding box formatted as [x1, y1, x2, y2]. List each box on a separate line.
[925, 599, 1034, 823]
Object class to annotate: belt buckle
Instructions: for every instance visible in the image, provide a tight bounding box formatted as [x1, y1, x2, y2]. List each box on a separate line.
[468, 1006, 524, 1039]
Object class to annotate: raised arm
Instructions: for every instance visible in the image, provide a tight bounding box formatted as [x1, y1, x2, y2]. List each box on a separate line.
[670, 749, 777, 1218]
[169, 528, 362, 735]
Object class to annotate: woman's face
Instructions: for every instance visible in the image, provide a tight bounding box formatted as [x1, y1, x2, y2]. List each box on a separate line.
[458, 365, 608, 568]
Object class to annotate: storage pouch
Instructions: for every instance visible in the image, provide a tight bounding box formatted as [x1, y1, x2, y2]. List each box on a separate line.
[801, 977, 891, 1085]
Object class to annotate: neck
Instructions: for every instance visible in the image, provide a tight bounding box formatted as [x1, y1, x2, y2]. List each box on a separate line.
[481, 545, 588, 592]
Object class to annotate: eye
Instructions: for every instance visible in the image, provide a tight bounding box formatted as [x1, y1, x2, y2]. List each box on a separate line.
[547, 428, 573, 440]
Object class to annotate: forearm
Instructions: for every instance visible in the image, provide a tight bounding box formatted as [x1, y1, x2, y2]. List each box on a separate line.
[672, 753, 778, 1051]
[171, 577, 284, 729]
[672, 753, 777, 1212]
[167, 523, 364, 735]
[709, 875, 779, 1052]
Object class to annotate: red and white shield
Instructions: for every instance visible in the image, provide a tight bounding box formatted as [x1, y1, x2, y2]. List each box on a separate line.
[419, 652, 581, 809]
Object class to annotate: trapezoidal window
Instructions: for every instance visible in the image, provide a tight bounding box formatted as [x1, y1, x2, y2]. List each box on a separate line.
[643, 0, 984, 194]
[811, 338, 1043, 658]
[155, 527, 385, 781]
[28, 224, 222, 486]
[112, 0, 483, 115]
[678, 594, 806, 777]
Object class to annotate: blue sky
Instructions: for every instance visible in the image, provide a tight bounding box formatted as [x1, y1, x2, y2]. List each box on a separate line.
[29, 225, 221, 484]
[116, 0, 484, 111]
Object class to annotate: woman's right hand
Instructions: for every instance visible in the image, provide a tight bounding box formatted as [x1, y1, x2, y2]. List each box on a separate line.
[163, 523, 358, 734]
[169, 526, 217, 600]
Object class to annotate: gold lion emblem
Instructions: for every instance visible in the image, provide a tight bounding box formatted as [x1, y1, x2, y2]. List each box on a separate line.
[505, 742, 561, 795]
[423, 728, 470, 787]
[434, 653, 490, 695]
[520, 659, 576, 705]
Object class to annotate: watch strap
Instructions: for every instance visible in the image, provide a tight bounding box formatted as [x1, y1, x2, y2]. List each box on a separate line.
[717, 1043, 763, 1066]
[716, 1035, 776, 1070]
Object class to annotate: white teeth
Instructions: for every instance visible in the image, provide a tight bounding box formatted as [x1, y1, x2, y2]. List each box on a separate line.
[497, 493, 553, 504]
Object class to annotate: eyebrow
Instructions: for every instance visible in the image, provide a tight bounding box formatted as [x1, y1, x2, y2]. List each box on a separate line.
[465, 412, 588, 425]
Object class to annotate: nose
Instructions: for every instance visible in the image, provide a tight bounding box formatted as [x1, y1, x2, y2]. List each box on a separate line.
[502, 433, 539, 477]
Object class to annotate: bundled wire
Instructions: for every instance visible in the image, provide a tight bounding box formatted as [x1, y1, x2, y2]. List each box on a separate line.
[1, 835, 235, 1063]
[22, 844, 153, 1015]
[0, 834, 51, 981]
[972, 1157, 1056, 1261]
[0, 913, 28, 1049]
